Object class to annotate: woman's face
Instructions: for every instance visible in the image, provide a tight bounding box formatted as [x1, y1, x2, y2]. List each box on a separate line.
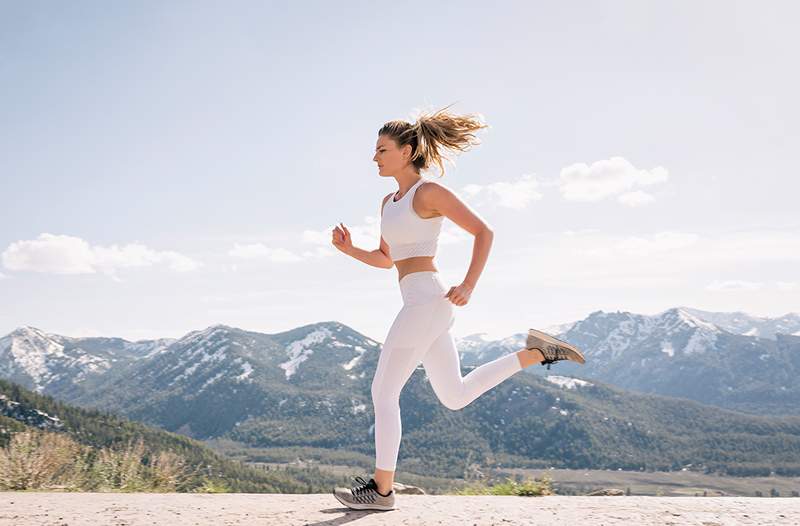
[373, 135, 410, 177]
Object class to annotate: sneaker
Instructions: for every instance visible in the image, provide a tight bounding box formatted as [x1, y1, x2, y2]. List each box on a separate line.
[526, 328, 586, 369]
[332, 475, 396, 511]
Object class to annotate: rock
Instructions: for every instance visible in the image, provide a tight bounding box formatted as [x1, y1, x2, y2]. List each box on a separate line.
[586, 488, 625, 496]
[393, 482, 426, 495]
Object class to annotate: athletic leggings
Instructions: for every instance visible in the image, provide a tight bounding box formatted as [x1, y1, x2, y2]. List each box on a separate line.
[370, 270, 524, 471]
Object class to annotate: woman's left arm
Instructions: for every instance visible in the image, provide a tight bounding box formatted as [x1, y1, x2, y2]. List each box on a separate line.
[422, 182, 494, 306]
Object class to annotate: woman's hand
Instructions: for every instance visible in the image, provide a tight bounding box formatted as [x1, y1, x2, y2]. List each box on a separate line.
[445, 282, 473, 306]
[331, 222, 353, 254]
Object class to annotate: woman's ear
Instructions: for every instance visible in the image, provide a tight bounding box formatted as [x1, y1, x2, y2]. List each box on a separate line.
[402, 143, 412, 162]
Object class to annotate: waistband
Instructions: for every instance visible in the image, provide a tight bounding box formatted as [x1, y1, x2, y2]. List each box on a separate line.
[398, 271, 448, 305]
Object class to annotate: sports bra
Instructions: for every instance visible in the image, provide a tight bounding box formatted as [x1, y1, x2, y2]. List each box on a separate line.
[380, 177, 444, 261]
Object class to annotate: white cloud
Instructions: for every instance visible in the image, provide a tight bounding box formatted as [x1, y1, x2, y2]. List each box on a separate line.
[559, 156, 668, 203]
[460, 174, 543, 210]
[618, 190, 655, 207]
[301, 246, 335, 258]
[706, 280, 764, 291]
[228, 243, 304, 262]
[1, 233, 201, 276]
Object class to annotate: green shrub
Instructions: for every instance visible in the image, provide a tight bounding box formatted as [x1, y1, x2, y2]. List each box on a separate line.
[453, 473, 554, 496]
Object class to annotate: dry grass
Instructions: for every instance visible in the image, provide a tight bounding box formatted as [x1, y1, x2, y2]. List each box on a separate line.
[0, 429, 197, 492]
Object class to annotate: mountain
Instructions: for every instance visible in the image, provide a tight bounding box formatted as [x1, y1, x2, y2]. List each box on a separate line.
[62, 321, 380, 441]
[2, 312, 800, 479]
[0, 325, 173, 398]
[678, 306, 800, 339]
[457, 307, 800, 415]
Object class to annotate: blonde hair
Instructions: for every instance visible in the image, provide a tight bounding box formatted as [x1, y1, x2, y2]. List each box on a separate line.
[378, 102, 489, 177]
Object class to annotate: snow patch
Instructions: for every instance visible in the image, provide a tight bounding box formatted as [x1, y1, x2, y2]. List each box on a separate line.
[342, 345, 367, 371]
[173, 344, 229, 383]
[684, 326, 718, 355]
[236, 361, 254, 381]
[544, 375, 593, 389]
[660, 341, 674, 357]
[199, 370, 225, 391]
[676, 308, 720, 332]
[280, 328, 331, 380]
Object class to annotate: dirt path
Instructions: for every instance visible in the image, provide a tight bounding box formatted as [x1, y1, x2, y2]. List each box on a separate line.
[0, 492, 796, 525]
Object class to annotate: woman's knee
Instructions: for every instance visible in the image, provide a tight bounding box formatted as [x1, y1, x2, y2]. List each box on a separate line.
[427, 376, 466, 410]
[438, 392, 467, 411]
[371, 379, 400, 408]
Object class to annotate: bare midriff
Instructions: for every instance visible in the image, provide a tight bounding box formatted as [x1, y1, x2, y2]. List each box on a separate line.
[395, 256, 437, 282]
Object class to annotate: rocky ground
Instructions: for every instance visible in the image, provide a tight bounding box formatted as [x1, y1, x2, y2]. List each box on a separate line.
[0, 492, 797, 525]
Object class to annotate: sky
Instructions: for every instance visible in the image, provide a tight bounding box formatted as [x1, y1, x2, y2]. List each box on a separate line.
[1, 1, 798, 343]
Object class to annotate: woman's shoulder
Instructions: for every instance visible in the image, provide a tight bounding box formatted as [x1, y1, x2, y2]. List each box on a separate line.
[418, 178, 455, 198]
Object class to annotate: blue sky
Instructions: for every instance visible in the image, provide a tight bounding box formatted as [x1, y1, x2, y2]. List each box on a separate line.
[1, 1, 798, 341]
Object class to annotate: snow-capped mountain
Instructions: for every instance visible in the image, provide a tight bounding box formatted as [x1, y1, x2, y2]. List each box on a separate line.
[0, 326, 173, 395]
[455, 307, 800, 416]
[455, 332, 526, 360]
[678, 306, 800, 339]
[59, 321, 382, 439]
[3, 314, 800, 476]
[2, 305, 798, 439]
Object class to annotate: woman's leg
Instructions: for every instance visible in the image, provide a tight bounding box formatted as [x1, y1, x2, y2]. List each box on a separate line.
[370, 298, 446, 493]
[421, 322, 525, 411]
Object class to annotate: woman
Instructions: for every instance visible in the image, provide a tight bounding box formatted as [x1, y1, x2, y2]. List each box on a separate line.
[330, 104, 585, 511]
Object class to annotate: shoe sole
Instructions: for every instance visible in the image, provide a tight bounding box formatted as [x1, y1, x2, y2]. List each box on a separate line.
[332, 490, 395, 511]
[526, 328, 586, 364]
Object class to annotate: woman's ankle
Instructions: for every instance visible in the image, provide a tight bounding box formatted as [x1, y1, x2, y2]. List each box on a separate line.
[373, 468, 394, 495]
[517, 348, 544, 368]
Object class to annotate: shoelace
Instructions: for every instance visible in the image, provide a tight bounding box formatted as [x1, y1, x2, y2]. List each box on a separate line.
[350, 475, 374, 496]
[540, 345, 569, 369]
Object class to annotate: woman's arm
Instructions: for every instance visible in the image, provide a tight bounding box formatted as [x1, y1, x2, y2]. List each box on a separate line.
[420, 182, 494, 305]
[344, 241, 393, 269]
[331, 194, 394, 269]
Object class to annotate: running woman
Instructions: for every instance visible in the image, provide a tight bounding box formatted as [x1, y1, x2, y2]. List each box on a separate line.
[330, 104, 585, 510]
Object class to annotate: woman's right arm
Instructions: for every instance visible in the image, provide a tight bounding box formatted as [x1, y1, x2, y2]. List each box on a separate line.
[330, 194, 394, 269]
[344, 242, 393, 268]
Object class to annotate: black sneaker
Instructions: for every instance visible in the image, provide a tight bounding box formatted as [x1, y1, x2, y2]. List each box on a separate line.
[332, 475, 396, 510]
[527, 328, 586, 369]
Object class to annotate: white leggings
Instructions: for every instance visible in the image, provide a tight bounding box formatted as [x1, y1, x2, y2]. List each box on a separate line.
[370, 271, 523, 471]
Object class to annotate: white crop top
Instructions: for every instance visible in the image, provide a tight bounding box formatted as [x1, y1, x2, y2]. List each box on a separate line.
[380, 177, 444, 261]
